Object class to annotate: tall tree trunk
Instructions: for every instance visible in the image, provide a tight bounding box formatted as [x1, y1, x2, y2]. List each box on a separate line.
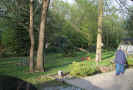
[29, 0, 34, 72]
[36, 0, 49, 72]
[96, 0, 103, 64]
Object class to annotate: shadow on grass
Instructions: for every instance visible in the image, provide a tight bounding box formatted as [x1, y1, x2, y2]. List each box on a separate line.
[45, 53, 85, 71]
[102, 53, 114, 60]
[45, 61, 80, 71]
[0, 75, 37, 90]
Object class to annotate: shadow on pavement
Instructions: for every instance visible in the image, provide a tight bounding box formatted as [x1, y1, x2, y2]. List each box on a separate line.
[0, 75, 37, 90]
[63, 78, 104, 90]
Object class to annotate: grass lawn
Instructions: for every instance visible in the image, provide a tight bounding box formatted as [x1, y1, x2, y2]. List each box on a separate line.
[0, 51, 90, 88]
[1, 50, 132, 88]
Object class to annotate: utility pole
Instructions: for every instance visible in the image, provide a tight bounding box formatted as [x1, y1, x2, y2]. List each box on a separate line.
[96, 0, 103, 64]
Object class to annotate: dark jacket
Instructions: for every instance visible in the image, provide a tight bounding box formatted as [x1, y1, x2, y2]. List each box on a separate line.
[114, 49, 127, 64]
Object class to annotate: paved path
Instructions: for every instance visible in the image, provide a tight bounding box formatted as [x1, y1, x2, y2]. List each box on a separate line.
[64, 69, 133, 90]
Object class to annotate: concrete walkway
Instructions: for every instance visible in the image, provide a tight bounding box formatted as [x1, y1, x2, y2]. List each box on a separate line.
[64, 69, 133, 90]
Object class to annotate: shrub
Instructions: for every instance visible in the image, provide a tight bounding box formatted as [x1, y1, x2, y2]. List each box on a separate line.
[70, 61, 97, 77]
[127, 57, 133, 66]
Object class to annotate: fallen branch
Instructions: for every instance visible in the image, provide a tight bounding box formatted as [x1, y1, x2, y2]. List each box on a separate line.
[76, 48, 89, 53]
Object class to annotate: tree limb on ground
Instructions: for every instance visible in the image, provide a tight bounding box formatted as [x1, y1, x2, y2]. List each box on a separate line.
[75, 47, 89, 53]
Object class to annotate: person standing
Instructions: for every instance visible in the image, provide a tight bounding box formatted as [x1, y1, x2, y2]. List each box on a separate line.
[114, 47, 127, 76]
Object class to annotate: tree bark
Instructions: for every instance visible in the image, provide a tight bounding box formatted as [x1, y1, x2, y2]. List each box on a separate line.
[96, 0, 103, 63]
[29, 0, 34, 72]
[36, 0, 49, 72]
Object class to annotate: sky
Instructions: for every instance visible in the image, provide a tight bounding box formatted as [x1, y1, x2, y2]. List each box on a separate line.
[103, 0, 133, 18]
[63, 0, 75, 4]
[62, 0, 133, 18]
[112, 0, 133, 17]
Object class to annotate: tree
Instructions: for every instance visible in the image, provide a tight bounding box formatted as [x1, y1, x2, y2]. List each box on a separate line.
[51, 0, 98, 49]
[29, 0, 34, 72]
[124, 7, 133, 38]
[0, 0, 31, 56]
[102, 15, 126, 49]
[96, 0, 103, 63]
[36, 0, 50, 72]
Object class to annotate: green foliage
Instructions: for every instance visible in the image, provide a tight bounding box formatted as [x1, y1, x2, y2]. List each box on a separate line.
[0, 0, 31, 56]
[1, 29, 15, 47]
[102, 15, 126, 49]
[70, 0, 98, 47]
[49, 0, 98, 50]
[0, 0, 128, 56]
[1, 29, 16, 56]
[70, 61, 97, 77]
[127, 57, 133, 66]
[124, 7, 133, 38]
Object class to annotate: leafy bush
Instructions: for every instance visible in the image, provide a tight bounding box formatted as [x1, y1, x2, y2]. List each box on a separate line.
[99, 60, 112, 66]
[70, 61, 97, 77]
[127, 57, 133, 66]
[0, 47, 16, 57]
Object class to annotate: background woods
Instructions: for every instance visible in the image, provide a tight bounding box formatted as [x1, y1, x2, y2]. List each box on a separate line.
[0, 0, 133, 75]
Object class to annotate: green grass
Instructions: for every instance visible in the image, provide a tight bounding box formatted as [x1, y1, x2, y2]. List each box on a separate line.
[0, 50, 120, 88]
[0, 50, 132, 89]
[0, 52, 89, 87]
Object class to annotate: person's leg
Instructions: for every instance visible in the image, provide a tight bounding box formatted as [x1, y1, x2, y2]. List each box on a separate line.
[115, 63, 120, 75]
[120, 64, 125, 74]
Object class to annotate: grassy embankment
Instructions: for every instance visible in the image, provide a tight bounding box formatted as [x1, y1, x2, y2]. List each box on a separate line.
[0, 50, 132, 88]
